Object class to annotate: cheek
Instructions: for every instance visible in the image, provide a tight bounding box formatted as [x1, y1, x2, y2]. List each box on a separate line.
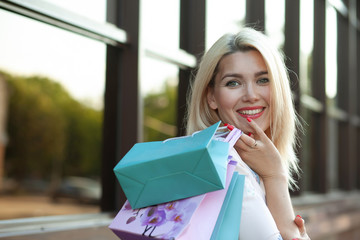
[261, 87, 271, 105]
[214, 90, 239, 109]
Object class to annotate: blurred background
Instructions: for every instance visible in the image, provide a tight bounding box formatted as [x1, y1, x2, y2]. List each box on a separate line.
[0, 0, 359, 239]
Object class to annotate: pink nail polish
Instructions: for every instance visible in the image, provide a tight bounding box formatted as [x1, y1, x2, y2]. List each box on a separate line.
[247, 117, 252, 122]
[247, 133, 252, 137]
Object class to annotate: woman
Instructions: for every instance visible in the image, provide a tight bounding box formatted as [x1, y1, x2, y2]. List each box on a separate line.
[186, 27, 309, 240]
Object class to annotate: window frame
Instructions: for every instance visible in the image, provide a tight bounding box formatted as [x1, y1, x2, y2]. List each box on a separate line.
[0, 0, 203, 237]
[0, 0, 128, 236]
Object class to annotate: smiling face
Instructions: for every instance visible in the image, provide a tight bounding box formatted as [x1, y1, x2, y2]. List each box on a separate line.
[207, 50, 271, 135]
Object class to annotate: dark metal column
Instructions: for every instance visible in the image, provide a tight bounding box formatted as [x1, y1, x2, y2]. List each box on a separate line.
[284, 0, 300, 96]
[178, 0, 206, 136]
[245, 0, 265, 30]
[348, 0, 358, 191]
[337, 11, 350, 190]
[357, 4, 360, 189]
[101, 0, 140, 212]
[338, 0, 357, 190]
[284, 0, 301, 194]
[311, 0, 328, 193]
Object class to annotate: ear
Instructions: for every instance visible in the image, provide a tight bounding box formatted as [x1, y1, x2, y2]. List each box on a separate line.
[207, 86, 218, 110]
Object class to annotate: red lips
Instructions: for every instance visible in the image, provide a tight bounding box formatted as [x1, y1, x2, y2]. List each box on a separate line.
[237, 106, 265, 119]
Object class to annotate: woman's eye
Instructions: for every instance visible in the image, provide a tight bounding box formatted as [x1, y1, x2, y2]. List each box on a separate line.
[225, 80, 240, 87]
[257, 78, 269, 84]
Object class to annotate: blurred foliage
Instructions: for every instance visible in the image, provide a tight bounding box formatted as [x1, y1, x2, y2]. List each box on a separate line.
[2, 71, 178, 183]
[2, 71, 102, 181]
[143, 81, 177, 141]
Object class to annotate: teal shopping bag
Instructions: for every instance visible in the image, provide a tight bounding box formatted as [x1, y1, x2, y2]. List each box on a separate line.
[210, 173, 245, 240]
[113, 121, 240, 209]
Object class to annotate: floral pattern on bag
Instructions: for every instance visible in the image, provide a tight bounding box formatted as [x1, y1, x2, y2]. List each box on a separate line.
[120, 196, 203, 239]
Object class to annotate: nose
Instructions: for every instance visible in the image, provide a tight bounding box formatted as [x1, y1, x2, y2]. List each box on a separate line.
[242, 83, 259, 102]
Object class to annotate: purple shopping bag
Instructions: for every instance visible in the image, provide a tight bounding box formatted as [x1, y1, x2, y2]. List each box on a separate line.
[109, 160, 237, 240]
[177, 160, 238, 240]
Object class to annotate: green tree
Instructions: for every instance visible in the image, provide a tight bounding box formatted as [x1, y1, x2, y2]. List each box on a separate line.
[143, 80, 178, 141]
[3, 72, 102, 187]
[5, 74, 67, 180]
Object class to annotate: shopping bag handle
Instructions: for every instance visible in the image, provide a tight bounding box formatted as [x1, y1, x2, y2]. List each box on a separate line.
[162, 130, 200, 143]
[217, 126, 242, 150]
[163, 122, 223, 143]
[163, 124, 242, 151]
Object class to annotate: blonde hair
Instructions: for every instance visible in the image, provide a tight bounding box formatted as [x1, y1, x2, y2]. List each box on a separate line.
[186, 27, 301, 189]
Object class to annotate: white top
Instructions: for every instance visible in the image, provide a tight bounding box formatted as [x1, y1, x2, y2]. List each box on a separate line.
[229, 148, 283, 240]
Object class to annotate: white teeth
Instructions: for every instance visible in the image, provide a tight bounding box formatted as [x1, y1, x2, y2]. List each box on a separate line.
[238, 109, 263, 115]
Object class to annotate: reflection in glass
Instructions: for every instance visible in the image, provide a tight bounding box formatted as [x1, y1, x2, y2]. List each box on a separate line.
[140, 0, 180, 142]
[141, 56, 179, 142]
[0, 10, 105, 219]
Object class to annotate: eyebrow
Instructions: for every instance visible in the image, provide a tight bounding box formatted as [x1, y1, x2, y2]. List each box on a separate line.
[221, 70, 268, 81]
[255, 70, 268, 77]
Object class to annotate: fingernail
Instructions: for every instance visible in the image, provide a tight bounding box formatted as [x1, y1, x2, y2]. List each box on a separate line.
[247, 133, 252, 137]
[227, 125, 234, 130]
[296, 215, 302, 219]
[224, 123, 234, 130]
[292, 239, 299, 240]
[246, 117, 252, 122]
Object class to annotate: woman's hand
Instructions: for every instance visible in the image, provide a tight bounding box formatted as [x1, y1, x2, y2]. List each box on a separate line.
[234, 118, 286, 181]
[293, 215, 311, 240]
[233, 118, 304, 240]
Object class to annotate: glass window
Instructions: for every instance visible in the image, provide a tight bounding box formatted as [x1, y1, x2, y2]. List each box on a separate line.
[43, 0, 107, 23]
[140, 0, 180, 142]
[298, 106, 313, 191]
[325, 4, 338, 100]
[140, 56, 179, 142]
[299, 0, 314, 96]
[265, 0, 285, 49]
[206, 0, 245, 49]
[140, 0, 180, 50]
[299, 0, 314, 192]
[0, 10, 105, 220]
[325, 4, 339, 190]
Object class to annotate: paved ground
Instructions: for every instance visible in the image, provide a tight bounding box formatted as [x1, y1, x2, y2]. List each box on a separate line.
[0, 194, 120, 240]
[2, 226, 118, 240]
[0, 194, 99, 220]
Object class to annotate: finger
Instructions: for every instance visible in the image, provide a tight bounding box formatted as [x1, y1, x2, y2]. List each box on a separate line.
[239, 133, 258, 149]
[247, 132, 255, 139]
[234, 134, 251, 151]
[246, 117, 268, 141]
[294, 215, 306, 236]
[294, 236, 310, 240]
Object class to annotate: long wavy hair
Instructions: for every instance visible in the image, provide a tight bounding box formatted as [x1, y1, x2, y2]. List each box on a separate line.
[186, 27, 301, 189]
